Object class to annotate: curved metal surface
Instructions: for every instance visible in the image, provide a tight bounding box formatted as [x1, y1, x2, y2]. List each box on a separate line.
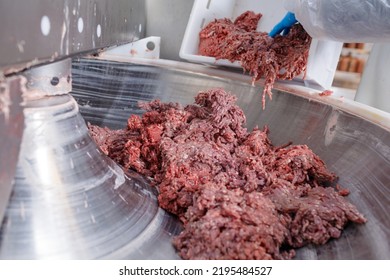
[71, 57, 390, 260]
[0, 93, 181, 259]
[22, 59, 72, 99]
[0, 0, 145, 74]
[0, 76, 24, 226]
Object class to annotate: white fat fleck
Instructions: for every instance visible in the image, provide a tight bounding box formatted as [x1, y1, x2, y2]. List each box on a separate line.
[90, 214, 96, 224]
[82, 170, 113, 191]
[0, 83, 11, 123]
[80, 164, 125, 192]
[109, 164, 126, 190]
[84, 200, 88, 208]
[17, 40, 25, 53]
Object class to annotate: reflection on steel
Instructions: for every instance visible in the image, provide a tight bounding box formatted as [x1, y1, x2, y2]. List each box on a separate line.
[0, 0, 146, 74]
[0, 76, 25, 226]
[0, 93, 181, 259]
[71, 57, 390, 259]
[22, 59, 72, 99]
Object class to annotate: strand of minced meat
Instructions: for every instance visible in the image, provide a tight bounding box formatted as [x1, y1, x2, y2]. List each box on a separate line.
[88, 88, 366, 260]
[198, 11, 311, 109]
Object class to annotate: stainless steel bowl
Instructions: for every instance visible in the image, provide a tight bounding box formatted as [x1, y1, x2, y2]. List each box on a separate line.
[71, 57, 390, 259]
[2, 56, 389, 259]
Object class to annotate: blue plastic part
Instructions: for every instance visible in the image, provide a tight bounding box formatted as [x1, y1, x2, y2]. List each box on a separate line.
[269, 12, 298, 37]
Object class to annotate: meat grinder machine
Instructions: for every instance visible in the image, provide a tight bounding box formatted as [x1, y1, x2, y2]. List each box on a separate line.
[1, 0, 390, 260]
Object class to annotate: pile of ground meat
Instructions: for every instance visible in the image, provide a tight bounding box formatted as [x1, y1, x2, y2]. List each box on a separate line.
[198, 11, 312, 109]
[88, 88, 366, 260]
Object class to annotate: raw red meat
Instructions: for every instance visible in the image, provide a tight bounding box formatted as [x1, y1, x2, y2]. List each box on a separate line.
[198, 11, 311, 109]
[89, 88, 366, 260]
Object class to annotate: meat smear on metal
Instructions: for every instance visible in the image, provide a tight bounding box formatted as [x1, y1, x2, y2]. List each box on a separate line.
[89, 89, 366, 260]
[198, 11, 311, 109]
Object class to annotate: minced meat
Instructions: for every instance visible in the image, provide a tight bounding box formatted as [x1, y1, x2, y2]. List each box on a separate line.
[88, 88, 366, 260]
[198, 11, 311, 109]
